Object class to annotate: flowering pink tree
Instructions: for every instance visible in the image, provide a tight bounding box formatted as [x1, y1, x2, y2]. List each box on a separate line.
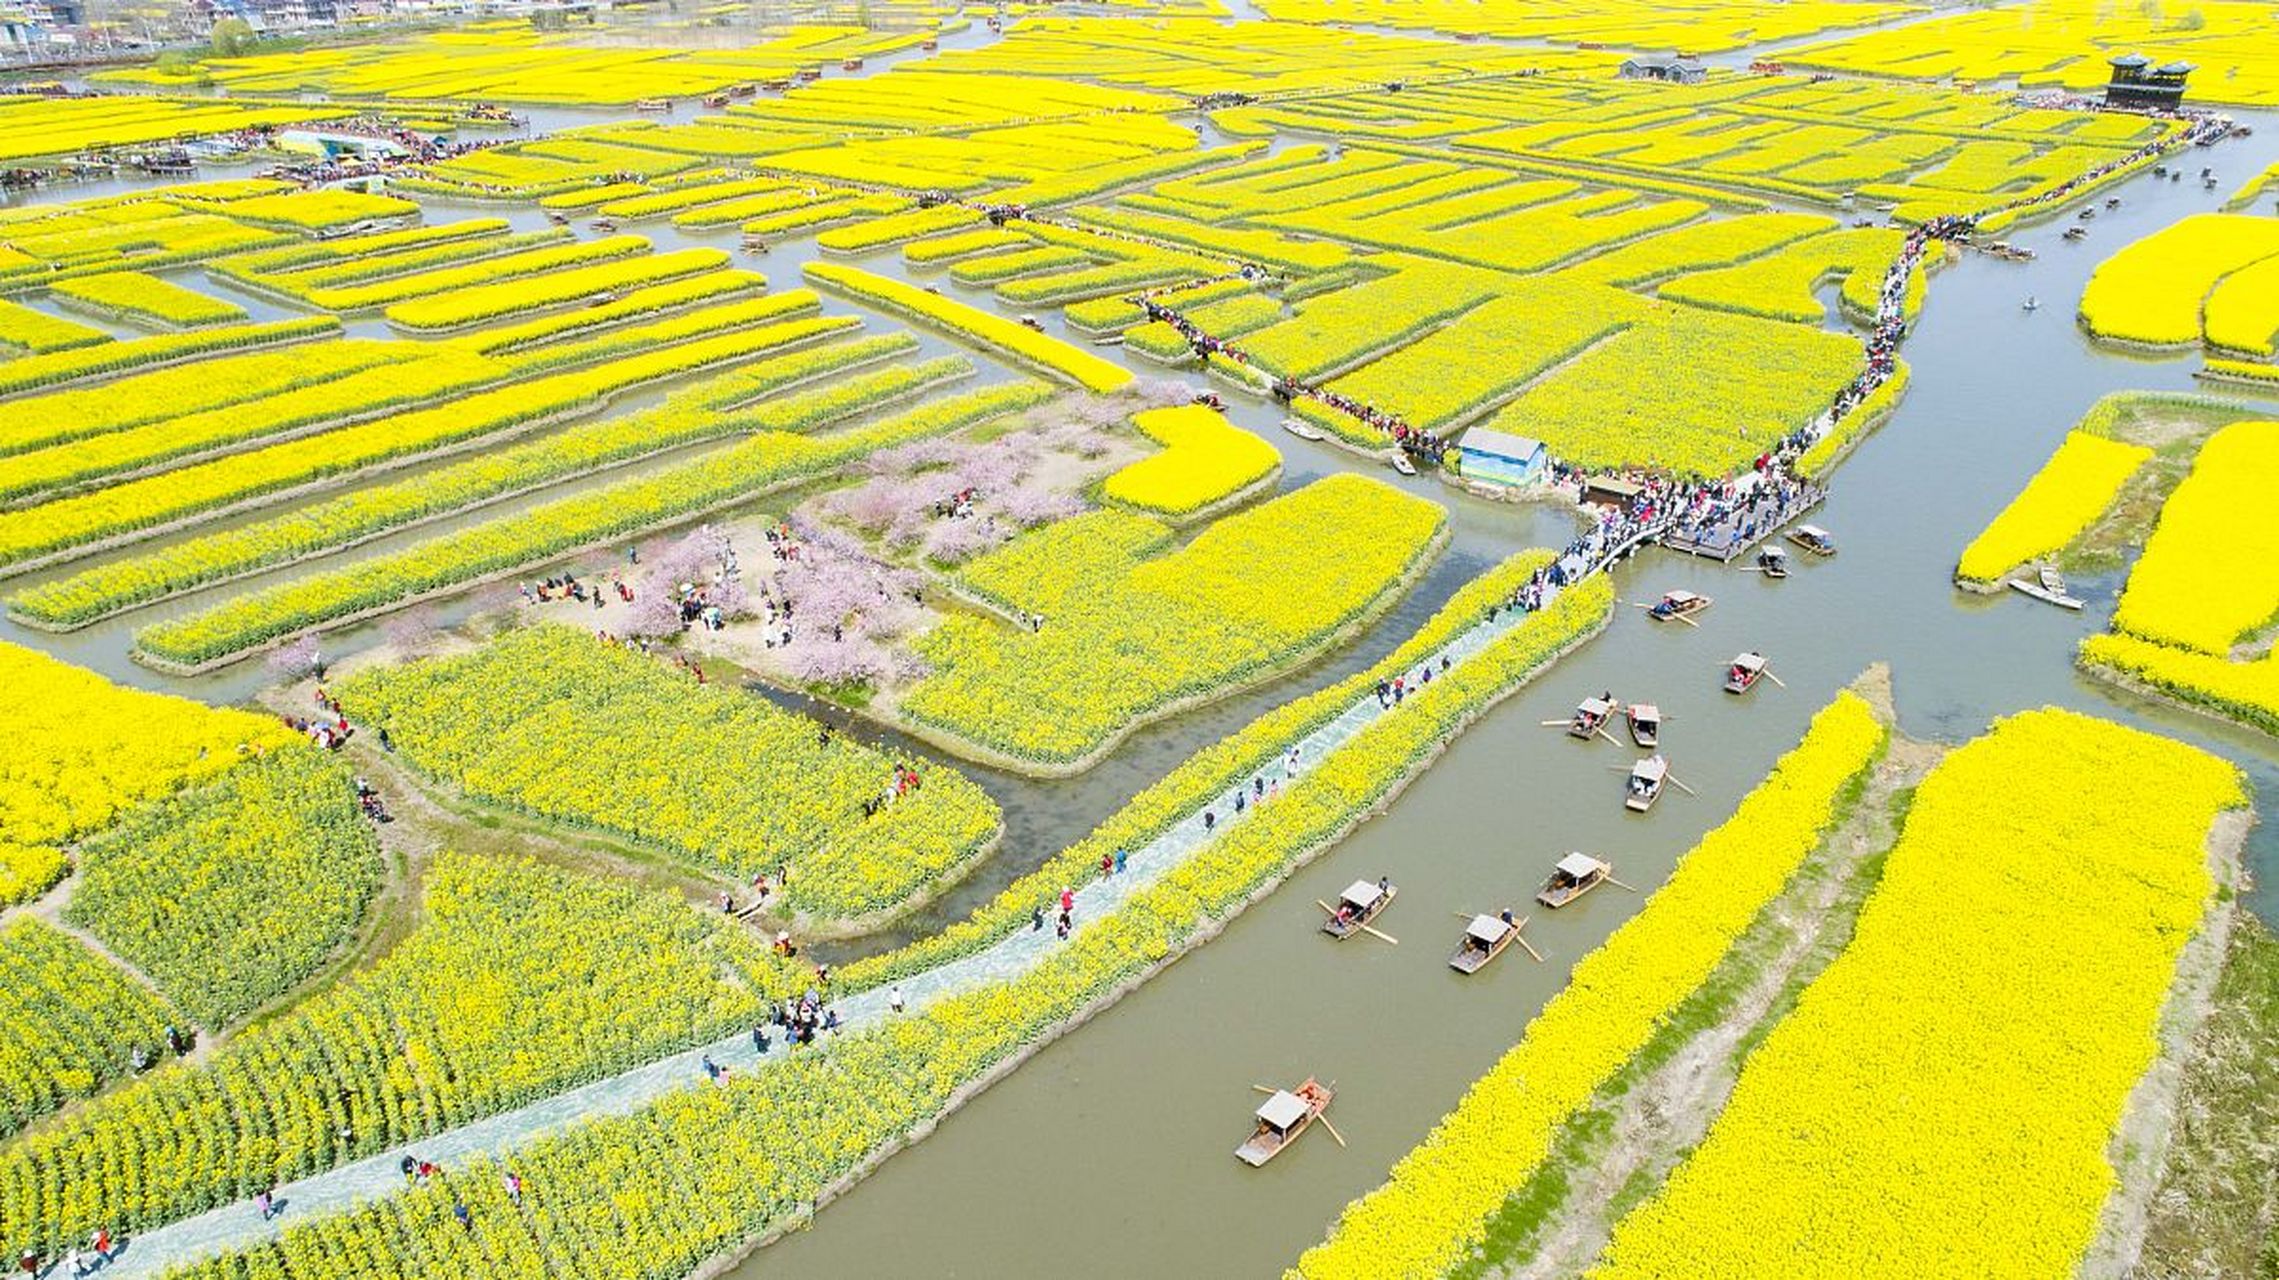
[268, 634, 322, 679]
[626, 526, 748, 637]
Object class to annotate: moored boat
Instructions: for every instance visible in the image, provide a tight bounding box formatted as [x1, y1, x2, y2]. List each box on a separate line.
[1281, 418, 1325, 441]
[1390, 453, 1417, 477]
[1537, 852, 1611, 908]
[1237, 1078, 1334, 1166]
[2010, 564, 2085, 610]
[1756, 544, 1789, 578]
[1786, 524, 1836, 556]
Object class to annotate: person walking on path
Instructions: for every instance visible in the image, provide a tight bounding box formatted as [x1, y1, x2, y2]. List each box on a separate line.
[1059, 886, 1074, 915]
[453, 1202, 472, 1233]
[889, 985, 905, 1013]
[1114, 847, 1128, 874]
[503, 1171, 523, 1208]
[254, 1189, 274, 1222]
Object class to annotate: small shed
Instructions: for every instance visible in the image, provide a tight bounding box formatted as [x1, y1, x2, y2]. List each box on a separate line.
[1257, 1090, 1310, 1132]
[1582, 474, 1645, 513]
[1457, 428, 1548, 486]
[1618, 54, 1708, 84]
[2106, 52, 2192, 109]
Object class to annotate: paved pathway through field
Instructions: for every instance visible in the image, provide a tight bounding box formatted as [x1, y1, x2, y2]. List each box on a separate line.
[97, 565, 1595, 1279]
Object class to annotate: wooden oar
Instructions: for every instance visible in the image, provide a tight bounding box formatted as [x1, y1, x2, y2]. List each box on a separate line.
[1316, 899, 1338, 917]
[1605, 876, 1639, 892]
[1541, 719, 1576, 727]
[1595, 726, 1623, 746]
[1252, 1084, 1279, 1094]
[1317, 1112, 1348, 1148]
[1360, 924, 1399, 945]
[1670, 611, 1701, 628]
[1512, 916, 1545, 963]
[1764, 669, 1788, 689]
[1666, 774, 1700, 797]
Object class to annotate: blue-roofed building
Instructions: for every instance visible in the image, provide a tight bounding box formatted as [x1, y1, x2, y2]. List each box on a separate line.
[1455, 428, 1548, 487]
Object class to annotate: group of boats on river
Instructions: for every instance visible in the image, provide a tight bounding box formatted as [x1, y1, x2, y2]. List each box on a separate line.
[1244, 521, 1834, 1162]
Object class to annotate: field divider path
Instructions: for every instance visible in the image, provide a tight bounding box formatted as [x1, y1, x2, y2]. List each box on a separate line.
[94, 555, 1601, 1279]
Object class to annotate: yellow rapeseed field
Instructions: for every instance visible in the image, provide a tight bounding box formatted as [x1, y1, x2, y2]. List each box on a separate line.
[1590, 709, 2240, 1279]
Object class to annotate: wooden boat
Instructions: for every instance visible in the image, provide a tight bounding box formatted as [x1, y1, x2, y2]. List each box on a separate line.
[1569, 695, 1617, 739]
[1627, 703, 1660, 749]
[547, 211, 569, 225]
[2064, 226, 2089, 242]
[634, 98, 671, 113]
[1647, 589, 1711, 622]
[1282, 418, 1326, 442]
[1624, 755, 1668, 812]
[1238, 1079, 1332, 1166]
[1786, 524, 1836, 556]
[1320, 879, 1395, 940]
[590, 218, 619, 233]
[729, 82, 758, 98]
[920, 37, 939, 50]
[703, 92, 731, 108]
[1390, 454, 1417, 477]
[2010, 564, 2085, 610]
[842, 57, 866, 70]
[1538, 852, 1611, 908]
[798, 67, 823, 81]
[1449, 914, 1521, 973]
[1756, 545, 1789, 578]
[1724, 651, 1768, 695]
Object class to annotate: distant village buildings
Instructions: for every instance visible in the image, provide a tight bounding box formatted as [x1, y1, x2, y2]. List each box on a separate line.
[1617, 54, 1708, 85]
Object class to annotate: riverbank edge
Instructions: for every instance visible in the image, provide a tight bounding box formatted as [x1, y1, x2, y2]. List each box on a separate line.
[2083, 806, 2254, 1277]
[683, 601, 1614, 1280]
[1450, 667, 1912, 1278]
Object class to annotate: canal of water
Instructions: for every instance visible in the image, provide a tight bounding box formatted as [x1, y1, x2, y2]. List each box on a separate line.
[741, 114, 2279, 1280]
[5, 54, 2277, 1279]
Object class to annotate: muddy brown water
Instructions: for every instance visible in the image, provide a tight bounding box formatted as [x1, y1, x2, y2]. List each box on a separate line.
[2, 72, 2276, 1280]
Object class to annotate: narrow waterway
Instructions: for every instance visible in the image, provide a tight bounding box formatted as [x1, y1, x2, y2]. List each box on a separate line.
[745, 116, 2279, 1279]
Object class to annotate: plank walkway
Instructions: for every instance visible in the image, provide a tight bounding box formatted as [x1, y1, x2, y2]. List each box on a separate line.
[92, 565, 1600, 1280]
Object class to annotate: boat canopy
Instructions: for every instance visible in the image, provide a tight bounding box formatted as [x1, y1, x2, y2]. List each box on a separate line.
[1340, 880, 1384, 910]
[1630, 703, 1660, 723]
[1257, 1090, 1309, 1130]
[1468, 915, 1511, 944]
[1665, 590, 1702, 604]
[1732, 652, 1766, 672]
[1578, 697, 1612, 717]
[1631, 756, 1669, 781]
[1795, 524, 1832, 542]
[1556, 852, 1604, 880]
[1760, 544, 1788, 559]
